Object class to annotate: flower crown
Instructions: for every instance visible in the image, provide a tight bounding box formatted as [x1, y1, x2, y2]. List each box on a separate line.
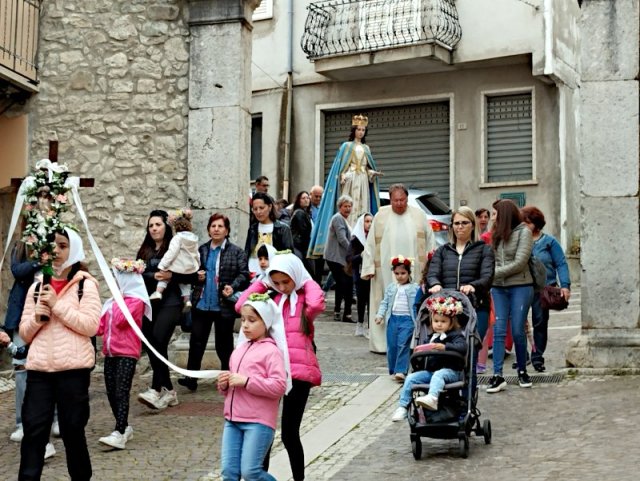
[391, 255, 413, 268]
[248, 293, 271, 303]
[426, 296, 463, 317]
[168, 208, 193, 225]
[111, 258, 146, 274]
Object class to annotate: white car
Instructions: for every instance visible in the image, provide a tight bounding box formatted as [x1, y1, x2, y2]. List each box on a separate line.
[379, 189, 452, 247]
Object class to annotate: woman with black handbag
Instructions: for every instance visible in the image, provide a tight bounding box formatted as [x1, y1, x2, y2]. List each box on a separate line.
[521, 206, 571, 373]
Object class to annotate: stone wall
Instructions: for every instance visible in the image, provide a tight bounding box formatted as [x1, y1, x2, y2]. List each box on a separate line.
[24, 0, 190, 265]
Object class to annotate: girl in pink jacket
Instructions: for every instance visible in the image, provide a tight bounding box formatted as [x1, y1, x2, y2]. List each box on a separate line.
[97, 258, 152, 450]
[235, 252, 325, 481]
[219, 293, 290, 481]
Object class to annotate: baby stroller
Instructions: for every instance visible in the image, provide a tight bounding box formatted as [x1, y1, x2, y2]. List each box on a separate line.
[407, 289, 491, 459]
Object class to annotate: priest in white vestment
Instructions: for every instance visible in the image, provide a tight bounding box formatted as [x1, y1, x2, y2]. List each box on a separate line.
[361, 184, 436, 353]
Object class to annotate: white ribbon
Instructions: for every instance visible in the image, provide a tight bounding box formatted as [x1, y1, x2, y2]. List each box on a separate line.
[35, 158, 68, 183]
[67, 179, 220, 379]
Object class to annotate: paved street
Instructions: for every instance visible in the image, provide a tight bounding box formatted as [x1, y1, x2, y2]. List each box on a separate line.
[1, 288, 639, 480]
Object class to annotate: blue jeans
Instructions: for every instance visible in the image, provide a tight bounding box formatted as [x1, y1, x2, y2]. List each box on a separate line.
[399, 368, 462, 407]
[221, 421, 276, 481]
[491, 285, 534, 375]
[386, 314, 414, 375]
[530, 291, 550, 366]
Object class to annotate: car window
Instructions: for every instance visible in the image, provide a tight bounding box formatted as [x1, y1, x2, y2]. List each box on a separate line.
[416, 194, 451, 215]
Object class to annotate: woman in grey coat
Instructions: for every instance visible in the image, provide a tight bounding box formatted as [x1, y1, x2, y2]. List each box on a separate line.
[487, 199, 534, 394]
[324, 195, 354, 322]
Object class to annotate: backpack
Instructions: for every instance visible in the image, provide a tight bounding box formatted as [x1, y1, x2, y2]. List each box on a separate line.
[528, 256, 547, 292]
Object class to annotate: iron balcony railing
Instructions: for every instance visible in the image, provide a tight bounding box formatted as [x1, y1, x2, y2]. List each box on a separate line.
[301, 0, 461, 60]
[0, 0, 41, 85]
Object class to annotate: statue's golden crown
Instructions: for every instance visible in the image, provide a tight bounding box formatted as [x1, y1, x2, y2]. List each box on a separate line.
[351, 114, 368, 127]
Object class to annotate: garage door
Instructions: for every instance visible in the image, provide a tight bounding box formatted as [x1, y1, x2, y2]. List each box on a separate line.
[323, 102, 451, 204]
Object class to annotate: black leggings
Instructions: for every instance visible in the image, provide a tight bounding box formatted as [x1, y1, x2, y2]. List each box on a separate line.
[104, 357, 137, 434]
[187, 309, 235, 372]
[19, 369, 92, 481]
[264, 380, 312, 481]
[354, 276, 370, 325]
[327, 260, 353, 317]
[142, 305, 182, 391]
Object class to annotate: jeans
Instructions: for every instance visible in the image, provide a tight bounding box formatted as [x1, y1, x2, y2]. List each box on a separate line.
[399, 368, 462, 408]
[386, 314, 414, 375]
[19, 369, 92, 481]
[221, 421, 275, 481]
[530, 291, 550, 367]
[491, 285, 534, 375]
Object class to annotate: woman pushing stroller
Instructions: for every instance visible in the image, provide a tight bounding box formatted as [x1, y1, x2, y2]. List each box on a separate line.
[392, 295, 467, 422]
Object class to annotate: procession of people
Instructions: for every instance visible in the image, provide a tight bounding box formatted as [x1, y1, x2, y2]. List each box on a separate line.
[0, 113, 571, 481]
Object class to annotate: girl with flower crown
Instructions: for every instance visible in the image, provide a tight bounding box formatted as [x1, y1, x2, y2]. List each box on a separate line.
[97, 259, 151, 450]
[375, 255, 421, 382]
[219, 294, 290, 481]
[391, 295, 467, 422]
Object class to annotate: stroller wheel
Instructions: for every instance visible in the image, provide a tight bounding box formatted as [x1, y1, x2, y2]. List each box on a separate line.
[411, 436, 422, 460]
[483, 420, 492, 445]
[458, 434, 469, 458]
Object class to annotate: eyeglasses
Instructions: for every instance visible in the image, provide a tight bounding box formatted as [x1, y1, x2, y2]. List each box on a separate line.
[452, 221, 472, 227]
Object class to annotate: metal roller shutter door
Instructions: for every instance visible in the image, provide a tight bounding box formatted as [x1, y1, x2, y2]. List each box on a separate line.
[323, 102, 450, 204]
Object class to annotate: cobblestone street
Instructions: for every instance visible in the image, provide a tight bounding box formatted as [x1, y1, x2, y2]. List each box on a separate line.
[1, 289, 639, 480]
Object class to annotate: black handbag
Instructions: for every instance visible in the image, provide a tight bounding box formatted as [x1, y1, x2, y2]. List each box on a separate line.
[540, 286, 569, 311]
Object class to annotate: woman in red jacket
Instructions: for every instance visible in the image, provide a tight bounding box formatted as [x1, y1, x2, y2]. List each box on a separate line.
[236, 252, 324, 481]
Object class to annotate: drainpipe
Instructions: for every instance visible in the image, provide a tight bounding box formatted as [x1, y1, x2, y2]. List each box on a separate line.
[282, 0, 294, 200]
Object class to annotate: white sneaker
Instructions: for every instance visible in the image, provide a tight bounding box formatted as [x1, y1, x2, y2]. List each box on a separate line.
[391, 406, 408, 422]
[44, 442, 56, 460]
[355, 323, 365, 337]
[394, 373, 406, 383]
[10, 425, 23, 442]
[51, 420, 60, 437]
[415, 394, 439, 411]
[99, 430, 126, 449]
[149, 291, 163, 301]
[138, 388, 166, 410]
[160, 387, 179, 407]
[124, 425, 133, 442]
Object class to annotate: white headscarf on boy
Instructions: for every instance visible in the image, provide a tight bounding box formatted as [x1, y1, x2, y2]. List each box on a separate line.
[351, 212, 372, 247]
[55, 227, 86, 275]
[236, 295, 292, 394]
[256, 243, 278, 278]
[101, 268, 152, 320]
[265, 252, 312, 317]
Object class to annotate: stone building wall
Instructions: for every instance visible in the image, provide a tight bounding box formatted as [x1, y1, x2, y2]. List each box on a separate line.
[25, 0, 190, 262]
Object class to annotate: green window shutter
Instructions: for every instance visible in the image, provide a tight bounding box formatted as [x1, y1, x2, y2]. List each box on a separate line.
[323, 102, 451, 204]
[486, 93, 532, 182]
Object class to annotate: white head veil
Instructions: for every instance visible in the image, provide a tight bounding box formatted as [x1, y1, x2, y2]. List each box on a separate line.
[55, 227, 86, 275]
[256, 243, 278, 276]
[236, 295, 292, 394]
[101, 268, 152, 320]
[351, 212, 372, 247]
[265, 252, 312, 316]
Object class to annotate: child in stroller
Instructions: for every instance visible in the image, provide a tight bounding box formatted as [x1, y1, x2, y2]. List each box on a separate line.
[391, 295, 466, 421]
[394, 289, 491, 459]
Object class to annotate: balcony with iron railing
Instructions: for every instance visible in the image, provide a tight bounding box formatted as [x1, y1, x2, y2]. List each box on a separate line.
[301, 0, 461, 80]
[0, 0, 41, 92]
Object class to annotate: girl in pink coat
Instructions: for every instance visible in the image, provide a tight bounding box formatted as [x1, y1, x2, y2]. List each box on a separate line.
[219, 294, 290, 481]
[236, 252, 325, 481]
[97, 258, 152, 450]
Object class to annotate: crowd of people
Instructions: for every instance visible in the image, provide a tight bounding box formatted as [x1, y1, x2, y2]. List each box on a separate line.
[0, 114, 571, 481]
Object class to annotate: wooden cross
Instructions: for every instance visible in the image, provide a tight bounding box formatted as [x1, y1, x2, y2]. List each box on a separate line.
[9, 139, 95, 190]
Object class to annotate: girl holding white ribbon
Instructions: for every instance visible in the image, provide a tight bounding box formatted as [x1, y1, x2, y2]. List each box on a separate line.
[218, 293, 290, 481]
[235, 252, 324, 481]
